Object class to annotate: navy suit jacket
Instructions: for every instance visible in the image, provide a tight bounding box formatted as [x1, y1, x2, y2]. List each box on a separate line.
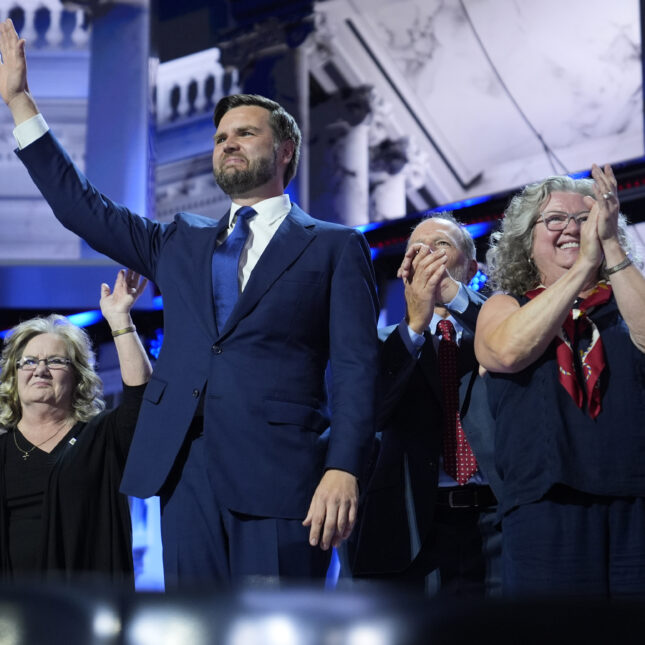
[351, 287, 500, 575]
[17, 132, 379, 519]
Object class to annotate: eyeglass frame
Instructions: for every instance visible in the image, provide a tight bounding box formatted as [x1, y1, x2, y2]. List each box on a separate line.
[16, 356, 73, 371]
[535, 210, 591, 232]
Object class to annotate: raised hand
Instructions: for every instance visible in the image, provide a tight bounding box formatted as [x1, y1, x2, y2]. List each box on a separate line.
[396, 243, 418, 281]
[579, 195, 604, 275]
[100, 269, 148, 325]
[401, 243, 450, 333]
[0, 18, 38, 123]
[100, 269, 152, 385]
[590, 163, 620, 246]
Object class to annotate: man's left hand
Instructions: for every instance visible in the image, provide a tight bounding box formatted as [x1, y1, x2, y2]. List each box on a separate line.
[302, 469, 358, 551]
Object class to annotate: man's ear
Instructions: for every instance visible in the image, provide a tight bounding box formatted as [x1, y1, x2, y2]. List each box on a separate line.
[466, 259, 479, 282]
[280, 139, 295, 165]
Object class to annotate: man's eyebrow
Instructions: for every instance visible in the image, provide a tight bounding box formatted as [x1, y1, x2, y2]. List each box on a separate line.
[234, 125, 261, 132]
[214, 125, 261, 137]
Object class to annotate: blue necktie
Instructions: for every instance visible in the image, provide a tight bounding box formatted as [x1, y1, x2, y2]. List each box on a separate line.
[212, 206, 256, 330]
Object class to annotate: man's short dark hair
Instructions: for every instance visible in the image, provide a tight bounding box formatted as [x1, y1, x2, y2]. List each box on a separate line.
[213, 94, 302, 188]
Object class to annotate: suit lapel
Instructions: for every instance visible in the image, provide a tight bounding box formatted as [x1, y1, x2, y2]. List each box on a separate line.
[217, 205, 316, 338]
[418, 335, 443, 404]
[457, 331, 477, 376]
[174, 212, 228, 339]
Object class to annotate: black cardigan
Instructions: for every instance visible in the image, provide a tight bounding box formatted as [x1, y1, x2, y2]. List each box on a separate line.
[0, 383, 145, 587]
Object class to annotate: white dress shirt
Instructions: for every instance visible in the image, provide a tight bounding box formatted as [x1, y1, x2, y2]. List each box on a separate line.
[223, 196, 290, 291]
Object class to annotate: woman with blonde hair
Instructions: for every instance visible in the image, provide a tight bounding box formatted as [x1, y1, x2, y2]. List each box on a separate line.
[0, 269, 151, 585]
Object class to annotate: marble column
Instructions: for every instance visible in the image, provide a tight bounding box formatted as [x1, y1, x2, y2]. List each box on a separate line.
[308, 86, 373, 226]
[84, 2, 150, 257]
[369, 137, 409, 221]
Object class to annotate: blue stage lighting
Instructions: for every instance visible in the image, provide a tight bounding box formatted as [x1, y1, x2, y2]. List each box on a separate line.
[568, 169, 592, 179]
[148, 329, 164, 360]
[67, 309, 104, 327]
[468, 269, 489, 292]
[465, 220, 496, 238]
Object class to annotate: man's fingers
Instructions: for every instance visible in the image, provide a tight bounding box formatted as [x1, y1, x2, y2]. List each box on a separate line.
[330, 503, 356, 549]
[305, 499, 348, 551]
[416, 253, 447, 290]
[406, 242, 428, 258]
[335, 500, 350, 539]
[305, 470, 358, 550]
[336, 499, 356, 541]
[320, 505, 340, 551]
[398, 243, 431, 279]
[303, 503, 324, 547]
[427, 257, 448, 280]
[347, 499, 357, 532]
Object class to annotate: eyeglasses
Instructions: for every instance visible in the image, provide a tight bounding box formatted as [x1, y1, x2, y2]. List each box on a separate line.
[537, 210, 590, 231]
[16, 356, 72, 371]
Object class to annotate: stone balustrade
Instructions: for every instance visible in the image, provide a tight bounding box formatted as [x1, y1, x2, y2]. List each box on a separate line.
[155, 48, 240, 126]
[1, 1, 90, 49]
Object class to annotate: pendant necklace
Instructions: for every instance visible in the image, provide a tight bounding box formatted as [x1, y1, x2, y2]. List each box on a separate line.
[13, 425, 68, 461]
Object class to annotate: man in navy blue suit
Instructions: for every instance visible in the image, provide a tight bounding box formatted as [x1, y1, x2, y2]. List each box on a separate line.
[0, 18, 379, 587]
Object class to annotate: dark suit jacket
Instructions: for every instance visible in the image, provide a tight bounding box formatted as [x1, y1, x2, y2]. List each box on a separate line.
[17, 132, 379, 520]
[351, 287, 500, 575]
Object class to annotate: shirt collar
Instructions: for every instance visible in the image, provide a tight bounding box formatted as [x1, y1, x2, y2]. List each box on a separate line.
[430, 312, 463, 337]
[228, 194, 291, 227]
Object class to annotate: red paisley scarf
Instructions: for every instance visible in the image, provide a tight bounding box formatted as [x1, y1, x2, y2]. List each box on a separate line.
[525, 282, 612, 419]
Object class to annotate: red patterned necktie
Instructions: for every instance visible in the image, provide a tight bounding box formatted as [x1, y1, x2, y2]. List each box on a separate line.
[437, 319, 478, 485]
[525, 282, 612, 419]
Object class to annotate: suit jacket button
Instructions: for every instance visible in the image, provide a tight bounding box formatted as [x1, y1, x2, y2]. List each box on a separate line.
[192, 389, 200, 398]
[211, 344, 222, 354]
[428, 461, 437, 470]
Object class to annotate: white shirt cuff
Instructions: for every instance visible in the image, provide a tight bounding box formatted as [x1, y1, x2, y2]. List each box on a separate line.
[13, 114, 49, 149]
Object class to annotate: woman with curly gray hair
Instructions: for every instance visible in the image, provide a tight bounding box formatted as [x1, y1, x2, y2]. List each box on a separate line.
[0, 269, 151, 585]
[475, 164, 645, 597]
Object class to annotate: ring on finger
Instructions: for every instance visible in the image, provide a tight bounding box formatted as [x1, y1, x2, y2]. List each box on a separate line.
[602, 192, 613, 200]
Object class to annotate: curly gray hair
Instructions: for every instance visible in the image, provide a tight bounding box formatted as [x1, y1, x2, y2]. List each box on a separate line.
[0, 315, 105, 428]
[486, 175, 634, 296]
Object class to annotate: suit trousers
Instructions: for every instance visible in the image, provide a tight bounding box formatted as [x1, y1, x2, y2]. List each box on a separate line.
[159, 419, 331, 589]
[404, 499, 502, 597]
[363, 496, 502, 597]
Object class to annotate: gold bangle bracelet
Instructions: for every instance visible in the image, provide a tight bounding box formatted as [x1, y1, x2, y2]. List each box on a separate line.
[605, 256, 632, 276]
[111, 325, 136, 337]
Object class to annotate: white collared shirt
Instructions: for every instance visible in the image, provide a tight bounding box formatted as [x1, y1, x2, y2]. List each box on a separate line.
[224, 196, 291, 291]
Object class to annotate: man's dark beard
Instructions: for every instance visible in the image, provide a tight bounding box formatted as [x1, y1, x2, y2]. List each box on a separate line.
[214, 153, 276, 197]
